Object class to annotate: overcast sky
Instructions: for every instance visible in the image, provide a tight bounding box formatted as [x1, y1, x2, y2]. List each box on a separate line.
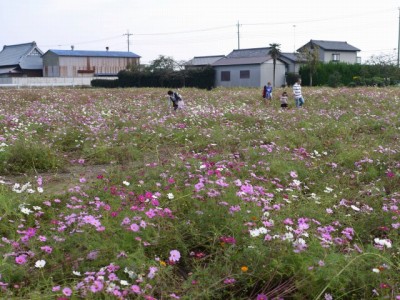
[1, 0, 399, 64]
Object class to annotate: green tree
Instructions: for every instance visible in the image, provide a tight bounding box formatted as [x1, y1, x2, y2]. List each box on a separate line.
[146, 55, 178, 73]
[268, 43, 281, 87]
[299, 45, 320, 86]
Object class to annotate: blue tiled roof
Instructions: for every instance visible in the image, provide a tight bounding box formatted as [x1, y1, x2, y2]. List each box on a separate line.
[47, 49, 140, 58]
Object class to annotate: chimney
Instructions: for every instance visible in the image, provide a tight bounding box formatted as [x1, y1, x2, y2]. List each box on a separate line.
[71, 45, 74, 51]
[106, 46, 109, 51]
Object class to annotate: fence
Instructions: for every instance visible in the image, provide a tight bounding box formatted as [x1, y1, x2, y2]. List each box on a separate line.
[0, 77, 116, 88]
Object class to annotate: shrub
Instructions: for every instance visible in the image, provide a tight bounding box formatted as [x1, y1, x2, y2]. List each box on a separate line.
[0, 140, 62, 174]
[91, 79, 119, 88]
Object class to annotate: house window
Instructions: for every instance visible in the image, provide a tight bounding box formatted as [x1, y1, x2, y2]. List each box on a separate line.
[240, 70, 250, 78]
[356, 57, 361, 64]
[332, 53, 340, 62]
[221, 71, 230, 81]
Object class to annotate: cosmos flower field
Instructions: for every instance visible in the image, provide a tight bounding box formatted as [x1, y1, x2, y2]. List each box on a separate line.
[0, 86, 399, 299]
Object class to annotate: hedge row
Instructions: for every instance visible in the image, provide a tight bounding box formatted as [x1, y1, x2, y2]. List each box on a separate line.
[299, 62, 400, 87]
[91, 67, 215, 89]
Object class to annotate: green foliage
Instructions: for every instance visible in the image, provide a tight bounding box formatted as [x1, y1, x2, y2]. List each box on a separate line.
[285, 72, 299, 86]
[327, 71, 342, 87]
[115, 67, 214, 89]
[91, 78, 119, 88]
[300, 61, 400, 87]
[0, 140, 62, 174]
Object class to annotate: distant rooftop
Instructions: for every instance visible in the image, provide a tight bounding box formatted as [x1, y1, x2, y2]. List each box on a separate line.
[299, 40, 360, 52]
[45, 49, 141, 58]
[186, 55, 225, 66]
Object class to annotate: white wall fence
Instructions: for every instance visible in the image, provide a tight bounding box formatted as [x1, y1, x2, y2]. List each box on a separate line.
[0, 77, 116, 88]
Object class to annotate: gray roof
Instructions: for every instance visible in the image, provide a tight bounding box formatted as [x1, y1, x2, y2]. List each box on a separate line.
[212, 56, 270, 66]
[45, 49, 140, 58]
[299, 40, 360, 52]
[227, 47, 272, 58]
[0, 42, 43, 69]
[280, 52, 299, 62]
[186, 55, 225, 66]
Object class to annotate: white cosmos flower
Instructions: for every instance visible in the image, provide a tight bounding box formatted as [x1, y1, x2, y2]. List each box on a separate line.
[372, 268, 380, 273]
[20, 207, 33, 215]
[249, 228, 260, 237]
[167, 193, 174, 200]
[374, 238, 392, 248]
[350, 205, 360, 211]
[72, 271, 81, 276]
[120, 280, 129, 286]
[122, 181, 130, 186]
[35, 260, 46, 268]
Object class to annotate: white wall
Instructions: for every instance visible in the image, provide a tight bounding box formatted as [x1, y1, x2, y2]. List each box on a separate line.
[0, 77, 116, 87]
[214, 65, 261, 87]
[260, 60, 286, 87]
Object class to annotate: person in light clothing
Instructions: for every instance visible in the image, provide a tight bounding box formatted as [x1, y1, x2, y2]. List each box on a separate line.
[293, 78, 305, 108]
[280, 91, 288, 109]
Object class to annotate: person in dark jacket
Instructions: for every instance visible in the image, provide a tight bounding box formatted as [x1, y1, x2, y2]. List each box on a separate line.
[167, 90, 184, 111]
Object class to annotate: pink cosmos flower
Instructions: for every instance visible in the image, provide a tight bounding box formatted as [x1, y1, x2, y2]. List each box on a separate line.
[290, 171, 298, 178]
[52, 285, 61, 292]
[169, 250, 181, 262]
[62, 287, 72, 296]
[15, 255, 27, 265]
[131, 285, 141, 294]
[147, 266, 158, 279]
[130, 223, 140, 232]
[223, 278, 236, 284]
[40, 246, 53, 253]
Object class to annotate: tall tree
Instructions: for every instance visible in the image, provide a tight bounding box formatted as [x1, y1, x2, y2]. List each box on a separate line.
[299, 45, 320, 86]
[268, 43, 281, 87]
[146, 55, 177, 73]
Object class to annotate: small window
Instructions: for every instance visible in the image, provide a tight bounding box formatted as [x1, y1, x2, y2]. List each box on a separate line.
[221, 71, 230, 81]
[332, 53, 340, 62]
[240, 70, 250, 78]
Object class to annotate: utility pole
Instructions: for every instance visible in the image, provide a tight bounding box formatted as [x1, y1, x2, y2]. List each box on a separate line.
[123, 30, 133, 52]
[398, 8, 400, 67]
[236, 21, 241, 49]
[293, 25, 296, 53]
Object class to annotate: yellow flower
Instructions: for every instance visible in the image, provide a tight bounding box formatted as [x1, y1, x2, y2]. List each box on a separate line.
[241, 266, 248, 272]
[160, 260, 167, 267]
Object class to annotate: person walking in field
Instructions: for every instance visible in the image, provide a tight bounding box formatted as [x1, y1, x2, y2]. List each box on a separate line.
[167, 90, 184, 111]
[293, 78, 305, 108]
[265, 82, 273, 100]
[280, 91, 288, 109]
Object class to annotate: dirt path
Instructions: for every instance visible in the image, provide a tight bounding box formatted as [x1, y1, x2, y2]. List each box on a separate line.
[0, 164, 112, 195]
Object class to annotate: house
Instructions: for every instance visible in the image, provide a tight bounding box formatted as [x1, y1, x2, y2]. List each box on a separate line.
[42, 48, 141, 77]
[211, 47, 287, 88]
[0, 42, 43, 77]
[279, 52, 300, 74]
[185, 55, 225, 70]
[297, 40, 361, 64]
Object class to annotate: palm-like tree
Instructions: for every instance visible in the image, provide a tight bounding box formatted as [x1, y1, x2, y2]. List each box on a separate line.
[268, 43, 281, 87]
